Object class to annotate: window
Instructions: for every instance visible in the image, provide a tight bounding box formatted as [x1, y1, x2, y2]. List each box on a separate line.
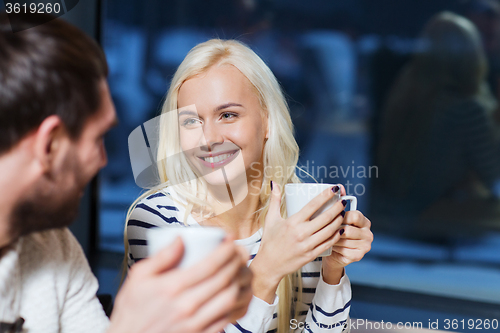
[100, 0, 500, 328]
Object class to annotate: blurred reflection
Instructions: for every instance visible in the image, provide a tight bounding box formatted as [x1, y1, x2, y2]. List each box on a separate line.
[466, 0, 500, 102]
[374, 12, 500, 240]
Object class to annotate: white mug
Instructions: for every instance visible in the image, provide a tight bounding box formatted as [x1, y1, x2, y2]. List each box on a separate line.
[147, 226, 226, 268]
[284, 183, 357, 257]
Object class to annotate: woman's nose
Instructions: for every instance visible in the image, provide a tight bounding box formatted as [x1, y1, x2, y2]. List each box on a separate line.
[200, 122, 224, 150]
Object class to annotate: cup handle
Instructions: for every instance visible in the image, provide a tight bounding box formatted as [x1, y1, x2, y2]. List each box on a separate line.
[340, 195, 357, 211]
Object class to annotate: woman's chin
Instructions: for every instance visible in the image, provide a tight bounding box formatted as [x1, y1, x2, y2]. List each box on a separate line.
[203, 175, 229, 186]
[202, 169, 247, 188]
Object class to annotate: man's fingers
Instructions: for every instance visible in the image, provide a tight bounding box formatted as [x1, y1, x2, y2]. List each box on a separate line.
[176, 251, 244, 314]
[225, 283, 253, 323]
[133, 236, 184, 277]
[166, 239, 239, 290]
[184, 281, 241, 333]
[200, 316, 231, 333]
[236, 241, 251, 262]
[235, 265, 253, 289]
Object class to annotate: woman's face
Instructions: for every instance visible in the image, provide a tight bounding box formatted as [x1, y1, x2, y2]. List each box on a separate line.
[177, 64, 268, 187]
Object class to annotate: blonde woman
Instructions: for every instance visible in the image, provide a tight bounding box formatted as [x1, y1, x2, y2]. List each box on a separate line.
[126, 39, 373, 333]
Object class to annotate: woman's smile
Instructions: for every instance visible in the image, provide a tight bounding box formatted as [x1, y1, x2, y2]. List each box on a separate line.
[197, 149, 239, 169]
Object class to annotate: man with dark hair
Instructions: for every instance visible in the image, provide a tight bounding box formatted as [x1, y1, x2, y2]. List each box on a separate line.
[0, 12, 252, 333]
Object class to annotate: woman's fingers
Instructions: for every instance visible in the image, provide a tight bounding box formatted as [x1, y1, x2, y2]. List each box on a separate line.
[333, 239, 368, 249]
[338, 184, 346, 196]
[307, 200, 345, 235]
[307, 214, 343, 250]
[331, 246, 367, 263]
[338, 224, 371, 240]
[340, 213, 373, 248]
[266, 181, 283, 223]
[342, 210, 372, 229]
[296, 186, 339, 222]
[335, 221, 373, 252]
[311, 228, 343, 258]
[345, 237, 371, 254]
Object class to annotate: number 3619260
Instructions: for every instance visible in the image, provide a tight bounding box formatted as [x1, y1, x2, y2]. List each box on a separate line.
[6, 2, 61, 14]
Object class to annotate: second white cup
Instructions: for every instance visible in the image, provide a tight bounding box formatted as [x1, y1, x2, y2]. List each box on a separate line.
[147, 226, 226, 268]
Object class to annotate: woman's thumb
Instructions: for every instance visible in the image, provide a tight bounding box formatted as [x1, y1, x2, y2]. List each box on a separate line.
[267, 181, 282, 220]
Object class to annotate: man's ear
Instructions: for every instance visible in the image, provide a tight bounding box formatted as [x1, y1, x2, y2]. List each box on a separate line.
[265, 115, 270, 139]
[33, 115, 66, 172]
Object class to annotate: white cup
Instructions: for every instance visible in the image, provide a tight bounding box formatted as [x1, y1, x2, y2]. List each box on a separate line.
[147, 226, 226, 268]
[284, 183, 357, 257]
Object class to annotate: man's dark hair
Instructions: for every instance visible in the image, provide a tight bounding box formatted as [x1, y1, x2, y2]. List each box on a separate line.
[0, 12, 108, 154]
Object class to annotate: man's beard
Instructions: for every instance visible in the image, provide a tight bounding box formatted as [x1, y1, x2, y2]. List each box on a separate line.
[8, 151, 87, 241]
[9, 185, 82, 239]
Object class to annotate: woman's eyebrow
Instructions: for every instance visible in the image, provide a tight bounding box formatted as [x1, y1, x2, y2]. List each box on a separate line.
[178, 103, 243, 116]
[214, 102, 243, 112]
[178, 110, 198, 117]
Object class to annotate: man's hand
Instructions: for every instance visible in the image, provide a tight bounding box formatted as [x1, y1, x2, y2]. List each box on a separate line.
[108, 236, 253, 333]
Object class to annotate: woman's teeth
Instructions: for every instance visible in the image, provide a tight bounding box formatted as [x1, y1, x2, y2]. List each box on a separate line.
[202, 152, 235, 164]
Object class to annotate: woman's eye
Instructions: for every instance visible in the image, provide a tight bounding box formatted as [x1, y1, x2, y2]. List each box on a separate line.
[221, 112, 237, 120]
[182, 118, 201, 126]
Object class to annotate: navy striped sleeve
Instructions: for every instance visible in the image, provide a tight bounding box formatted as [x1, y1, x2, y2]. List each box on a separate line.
[146, 192, 166, 199]
[135, 203, 179, 224]
[233, 323, 252, 333]
[128, 219, 158, 229]
[157, 205, 179, 211]
[312, 300, 351, 317]
[127, 193, 182, 268]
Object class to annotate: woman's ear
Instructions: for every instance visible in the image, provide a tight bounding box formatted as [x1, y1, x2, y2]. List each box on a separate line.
[33, 115, 65, 172]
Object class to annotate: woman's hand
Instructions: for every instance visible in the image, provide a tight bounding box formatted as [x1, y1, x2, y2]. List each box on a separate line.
[250, 182, 345, 303]
[322, 185, 373, 284]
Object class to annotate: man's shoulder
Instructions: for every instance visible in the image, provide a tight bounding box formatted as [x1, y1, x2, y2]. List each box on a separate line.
[19, 228, 82, 264]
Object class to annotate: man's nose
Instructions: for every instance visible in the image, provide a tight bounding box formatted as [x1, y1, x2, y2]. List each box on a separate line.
[100, 142, 108, 168]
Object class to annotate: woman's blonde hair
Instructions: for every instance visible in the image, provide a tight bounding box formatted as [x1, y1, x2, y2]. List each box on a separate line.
[124, 39, 306, 332]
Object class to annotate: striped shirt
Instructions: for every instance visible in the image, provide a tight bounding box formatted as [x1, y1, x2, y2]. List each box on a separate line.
[127, 186, 351, 333]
